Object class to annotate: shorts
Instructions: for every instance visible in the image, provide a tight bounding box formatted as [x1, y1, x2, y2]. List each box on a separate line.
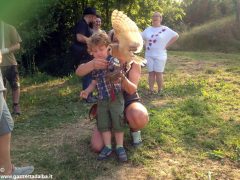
[97, 93, 125, 132]
[123, 91, 141, 108]
[145, 56, 167, 72]
[1, 65, 20, 90]
[0, 92, 14, 136]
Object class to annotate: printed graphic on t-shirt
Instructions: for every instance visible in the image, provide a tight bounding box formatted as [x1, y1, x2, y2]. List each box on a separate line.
[147, 28, 166, 51]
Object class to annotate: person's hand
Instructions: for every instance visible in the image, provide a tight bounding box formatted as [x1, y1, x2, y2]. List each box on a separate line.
[80, 90, 89, 99]
[0, 48, 9, 55]
[92, 58, 108, 70]
[114, 72, 126, 84]
[106, 69, 126, 83]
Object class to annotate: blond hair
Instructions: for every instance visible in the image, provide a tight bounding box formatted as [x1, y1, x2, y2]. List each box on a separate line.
[87, 32, 110, 52]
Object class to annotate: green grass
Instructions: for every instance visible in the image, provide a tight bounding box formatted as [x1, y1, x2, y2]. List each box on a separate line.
[173, 16, 240, 52]
[8, 51, 240, 179]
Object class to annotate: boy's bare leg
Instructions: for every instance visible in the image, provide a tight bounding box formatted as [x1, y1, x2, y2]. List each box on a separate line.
[102, 131, 112, 146]
[114, 132, 124, 146]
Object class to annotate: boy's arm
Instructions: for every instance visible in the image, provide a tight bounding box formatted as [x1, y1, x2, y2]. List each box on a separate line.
[80, 80, 97, 99]
[75, 58, 108, 77]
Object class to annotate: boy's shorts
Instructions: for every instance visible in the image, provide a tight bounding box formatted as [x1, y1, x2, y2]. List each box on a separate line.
[1, 65, 20, 90]
[0, 92, 14, 136]
[97, 93, 125, 132]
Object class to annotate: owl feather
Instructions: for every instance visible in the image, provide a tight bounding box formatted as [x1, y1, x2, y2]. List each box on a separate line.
[111, 10, 145, 65]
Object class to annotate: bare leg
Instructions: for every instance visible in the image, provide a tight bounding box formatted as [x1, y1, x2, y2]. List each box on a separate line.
[101, 131, 111, 146]
[155, 72, 164, 91]
[126, 102, 149, 131]
[0, 133, 12, 175]
[12, 89, 20, 104]
[126, 102, 149, 146]
[12, 88, 21, 114]
[91, 127, 104, 152]
[114, 132, 124, 146]
[148, 71, 155, 92]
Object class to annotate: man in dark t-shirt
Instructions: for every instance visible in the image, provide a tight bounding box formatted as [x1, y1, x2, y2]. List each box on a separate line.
[72, 7, 97, 103]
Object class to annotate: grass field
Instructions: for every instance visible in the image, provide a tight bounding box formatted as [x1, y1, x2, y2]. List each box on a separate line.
[8, 51, 240, 179]
[173, 16, 240, 52]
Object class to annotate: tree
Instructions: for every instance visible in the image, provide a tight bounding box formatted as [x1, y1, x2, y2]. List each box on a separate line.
[1, 0, 186, 76]
[183, 0, 235, 27]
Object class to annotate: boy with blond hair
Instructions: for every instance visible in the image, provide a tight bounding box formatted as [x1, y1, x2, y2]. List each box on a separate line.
[80, 32, 127, 162]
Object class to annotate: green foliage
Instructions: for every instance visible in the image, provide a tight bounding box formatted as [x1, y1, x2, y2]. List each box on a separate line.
[1, 0, 185, 75]
[182, 0, 235, 27]
[208, 149, 225, 160]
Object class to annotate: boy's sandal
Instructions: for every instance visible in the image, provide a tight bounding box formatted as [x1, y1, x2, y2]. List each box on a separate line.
[97, 146, 112, 160]
[116, 147, 128, 162]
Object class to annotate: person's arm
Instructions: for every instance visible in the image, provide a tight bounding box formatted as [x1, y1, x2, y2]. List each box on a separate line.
[121, 63, 141, 95]
[80, 80, 97, 99]
[75, 58, 108, 77]
[76, 34, 89, 43]
[0, 43, 20, 55]
[1, 25, 21, 55]
[165, 34, 179, 49]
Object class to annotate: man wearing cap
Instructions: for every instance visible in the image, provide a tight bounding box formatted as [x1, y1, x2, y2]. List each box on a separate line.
[72, 7, 97, 103]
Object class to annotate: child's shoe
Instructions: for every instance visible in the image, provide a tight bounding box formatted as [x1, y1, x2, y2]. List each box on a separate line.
[97, 146, 112, 160]
[116, 147, 127, 162]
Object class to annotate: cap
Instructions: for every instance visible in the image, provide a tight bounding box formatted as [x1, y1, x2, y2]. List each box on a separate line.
[83, 7, 97, 16]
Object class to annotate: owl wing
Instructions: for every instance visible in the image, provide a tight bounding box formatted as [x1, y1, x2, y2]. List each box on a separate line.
[111, 10, 144, 64]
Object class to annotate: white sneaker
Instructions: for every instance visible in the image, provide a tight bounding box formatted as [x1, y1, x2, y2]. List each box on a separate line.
[12, 166, 34, 175]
